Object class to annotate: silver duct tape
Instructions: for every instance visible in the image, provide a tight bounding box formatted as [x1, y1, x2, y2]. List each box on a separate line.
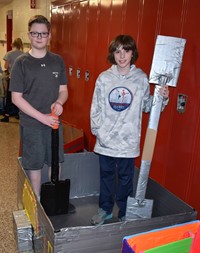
[135, 160, 151, 202]
[149, 35, 186, 87]
[41, 152, 100, 198]
[148, 85, 163, 130]
[126, 197, 153, 220]
[32, 227, 46, 253]
[13, 210, 33, 252]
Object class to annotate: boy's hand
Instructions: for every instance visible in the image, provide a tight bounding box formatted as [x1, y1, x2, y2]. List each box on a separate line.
[51, 108, 59, 129]
[51, 101, 63, 116]
[159, 85, 169, 98]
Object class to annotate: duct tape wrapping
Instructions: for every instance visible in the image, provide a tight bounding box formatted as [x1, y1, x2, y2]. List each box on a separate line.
[13, 210, 33, 252]
[149, 35, 186, 87]
[148, 85, 163, 130]
[135, 160, 151, 202]
[126, 197, 153, 220]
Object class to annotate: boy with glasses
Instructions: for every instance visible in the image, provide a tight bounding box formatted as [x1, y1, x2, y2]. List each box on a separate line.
[9, 15, 68, 200]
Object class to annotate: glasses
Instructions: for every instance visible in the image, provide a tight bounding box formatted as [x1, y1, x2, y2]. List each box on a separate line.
[29, 31, 49, 38]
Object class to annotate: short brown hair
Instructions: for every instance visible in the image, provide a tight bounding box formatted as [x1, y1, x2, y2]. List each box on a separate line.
[28, 15, 51, 32]
[107, 35, 138, 65]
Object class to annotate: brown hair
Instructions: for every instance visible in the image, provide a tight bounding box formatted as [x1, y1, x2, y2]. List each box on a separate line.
[12, 38, 23, 51]
[28, 15, 51, 32]
[107, 35, 138, 65]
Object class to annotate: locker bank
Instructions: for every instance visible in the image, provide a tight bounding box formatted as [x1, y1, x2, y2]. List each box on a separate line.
[50, 0, 200, 222]
[0, 0, 200, 252]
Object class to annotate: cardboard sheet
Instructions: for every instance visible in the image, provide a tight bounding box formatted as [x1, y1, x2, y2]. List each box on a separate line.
[122, 220, 200, 253]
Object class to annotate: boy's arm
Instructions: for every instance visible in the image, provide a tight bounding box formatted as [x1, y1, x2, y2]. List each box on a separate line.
[12, 92, 59, 127]
[142, 79, 153, 113]
[4, 60, 9, 70]
[90, 80, 102, 136]
[143, 78, 169, 113]
[51, 84, 68, 116]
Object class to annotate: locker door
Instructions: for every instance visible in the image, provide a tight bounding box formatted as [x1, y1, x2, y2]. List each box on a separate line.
[65, 1, 81, 122]
[62, 3, 74, 121]
[51, 6, 65, 53]
[82, 0, 100, 150]
[62, 4, 73, 66]
[163, 0, 200, 203]
[132, 0, 164, 170]
[51, 0, 90, 144]
[181, 0, 200, 214]
[123, 0, 140, 39]
[93, 0, 112, 76]
[84, 0, 129, 150]
[74, 0, 89, 125]
[138, 0, 191, 191]
[108, 0, 125, 39]
[135, 0, 162, 71]
[61, 1, 89, 124]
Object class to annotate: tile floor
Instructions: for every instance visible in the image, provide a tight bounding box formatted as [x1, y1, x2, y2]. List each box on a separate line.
[0, 116, 20, 253]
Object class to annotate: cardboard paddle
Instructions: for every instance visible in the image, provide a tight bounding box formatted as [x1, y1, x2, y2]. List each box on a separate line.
[126, 35, 186, 221]
[40, 109, 70, 216]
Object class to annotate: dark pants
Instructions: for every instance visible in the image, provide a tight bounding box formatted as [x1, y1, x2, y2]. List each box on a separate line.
[99, 155, 134, 218]
[4, 79, 18, 116]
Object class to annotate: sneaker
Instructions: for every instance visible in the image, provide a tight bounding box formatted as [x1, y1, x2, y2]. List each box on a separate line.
[0, 116, 9, 122]
[118, 216, 126, 222]
[91, 208, 112, 225]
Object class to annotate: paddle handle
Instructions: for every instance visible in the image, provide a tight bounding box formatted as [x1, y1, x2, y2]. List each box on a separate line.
[51, 108, 59, 129]
[135, 78, 168, 203]
[51, 108, 59, 183]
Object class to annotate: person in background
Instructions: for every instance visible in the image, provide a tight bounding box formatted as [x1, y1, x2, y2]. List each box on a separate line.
[0, 62, 4, 114]
[0, 68, 9, 115]
[9, 15, 68, 199]
[1, 38, 24, 122]
[90, 34, 169, 225]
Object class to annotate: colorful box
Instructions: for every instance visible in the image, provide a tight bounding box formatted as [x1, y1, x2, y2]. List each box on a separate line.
[122, 220, 200, 253]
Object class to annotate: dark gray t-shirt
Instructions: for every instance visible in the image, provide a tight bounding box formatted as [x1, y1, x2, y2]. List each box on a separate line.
[9, 51, 68, 127]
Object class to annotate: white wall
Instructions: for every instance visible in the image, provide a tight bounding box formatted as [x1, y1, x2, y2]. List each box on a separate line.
[0, 0, 53, 68]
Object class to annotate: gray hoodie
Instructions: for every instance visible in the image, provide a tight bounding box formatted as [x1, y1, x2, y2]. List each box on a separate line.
[90, 64, 153, 158]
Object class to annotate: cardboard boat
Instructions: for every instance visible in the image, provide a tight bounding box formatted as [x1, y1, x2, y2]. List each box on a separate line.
[16, 152, 197, 253]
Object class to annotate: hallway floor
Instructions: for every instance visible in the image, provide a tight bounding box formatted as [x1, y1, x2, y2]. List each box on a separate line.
[0, 117, 19, 252]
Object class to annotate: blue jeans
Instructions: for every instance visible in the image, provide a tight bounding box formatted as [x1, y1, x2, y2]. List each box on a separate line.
[99, 155, 134, 218]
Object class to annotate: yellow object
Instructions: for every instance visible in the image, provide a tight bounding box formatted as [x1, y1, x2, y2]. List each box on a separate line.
[22, 178, 39, 235]
[48, 241, 53, 253]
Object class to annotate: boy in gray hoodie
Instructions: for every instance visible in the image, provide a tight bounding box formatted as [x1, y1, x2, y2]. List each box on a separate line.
[90, 35, 169, 225]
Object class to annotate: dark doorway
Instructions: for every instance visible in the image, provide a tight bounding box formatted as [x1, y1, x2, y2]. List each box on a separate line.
[6, 10, 13, 51]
